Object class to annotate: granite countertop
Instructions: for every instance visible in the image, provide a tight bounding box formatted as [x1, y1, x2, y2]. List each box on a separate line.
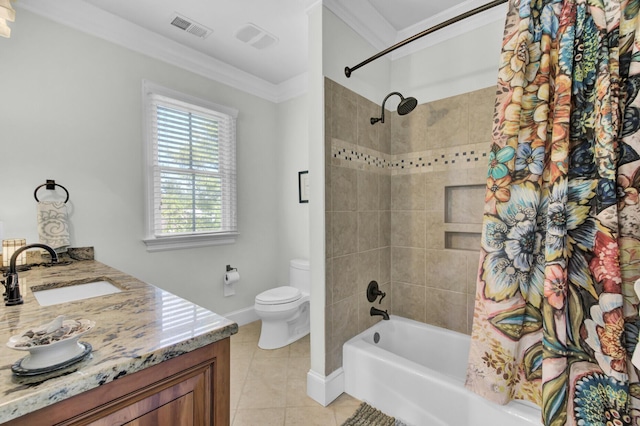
[0, 259, 237, 423]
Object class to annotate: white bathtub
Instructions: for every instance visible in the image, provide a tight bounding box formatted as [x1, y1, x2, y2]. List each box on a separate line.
[343, 316, 541, 426]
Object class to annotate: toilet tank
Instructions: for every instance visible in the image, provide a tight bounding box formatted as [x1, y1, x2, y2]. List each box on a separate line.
[289, 259, 310, 293]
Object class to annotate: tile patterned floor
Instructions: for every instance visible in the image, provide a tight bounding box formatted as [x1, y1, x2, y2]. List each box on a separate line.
[231, 321, 361, 426]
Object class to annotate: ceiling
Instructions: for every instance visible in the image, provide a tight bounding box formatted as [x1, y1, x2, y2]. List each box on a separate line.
[15, 0, 505, 102]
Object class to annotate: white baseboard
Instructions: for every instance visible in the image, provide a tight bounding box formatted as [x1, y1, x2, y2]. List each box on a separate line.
[223, 306, 259, 326]
[307, 368, 344, 407]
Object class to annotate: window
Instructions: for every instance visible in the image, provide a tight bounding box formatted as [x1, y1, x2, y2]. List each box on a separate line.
[142, 81, 238, 251]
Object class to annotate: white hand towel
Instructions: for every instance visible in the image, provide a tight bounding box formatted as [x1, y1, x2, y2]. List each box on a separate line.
[37, 201, 70, 252]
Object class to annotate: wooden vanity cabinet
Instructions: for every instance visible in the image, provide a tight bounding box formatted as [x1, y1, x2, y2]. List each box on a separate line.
[5, 339, 230, 426]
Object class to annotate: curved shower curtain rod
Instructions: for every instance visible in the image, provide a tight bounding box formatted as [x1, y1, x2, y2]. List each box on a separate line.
[344, 0, 509, 78]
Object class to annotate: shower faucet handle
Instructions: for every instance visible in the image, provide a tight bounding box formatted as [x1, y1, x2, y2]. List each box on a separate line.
[366, 280, 386, 304]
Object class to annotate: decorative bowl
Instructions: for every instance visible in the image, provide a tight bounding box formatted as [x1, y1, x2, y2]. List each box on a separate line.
[7, 316, 95, 370]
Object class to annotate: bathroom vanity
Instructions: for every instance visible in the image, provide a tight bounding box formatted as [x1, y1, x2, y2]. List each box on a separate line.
[0, 258, 237, 425]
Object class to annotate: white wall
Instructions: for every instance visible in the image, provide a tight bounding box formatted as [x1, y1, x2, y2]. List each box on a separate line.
[0, 10, 301, 317]
[276, 95, 310, 283]
[390, 19, 504, 103]
[307, 1, 326, 383]
[322, 9, 390, 105]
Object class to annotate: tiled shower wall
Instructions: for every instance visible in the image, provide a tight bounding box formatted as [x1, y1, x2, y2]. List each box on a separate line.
[324, 78, 392, 375]
[324, 78, 496, 375]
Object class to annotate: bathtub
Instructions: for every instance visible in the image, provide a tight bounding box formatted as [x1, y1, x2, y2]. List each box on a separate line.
[343, 316, 541, 426]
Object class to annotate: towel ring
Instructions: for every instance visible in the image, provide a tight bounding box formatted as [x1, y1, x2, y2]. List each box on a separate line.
[34, 180, 69, 203]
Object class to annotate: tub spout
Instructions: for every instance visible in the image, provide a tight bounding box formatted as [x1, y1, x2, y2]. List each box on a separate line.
[370, 306, 389, 320]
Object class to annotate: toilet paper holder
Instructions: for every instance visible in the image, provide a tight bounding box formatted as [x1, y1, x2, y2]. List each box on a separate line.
[226, 265, 237, 272]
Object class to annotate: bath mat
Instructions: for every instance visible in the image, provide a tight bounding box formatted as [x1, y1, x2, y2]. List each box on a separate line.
[341, 402, 408, 426]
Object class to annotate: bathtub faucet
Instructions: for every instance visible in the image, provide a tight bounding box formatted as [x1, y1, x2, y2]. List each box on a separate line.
[366, 280, 386, 304]
[370, 306, 389, 320]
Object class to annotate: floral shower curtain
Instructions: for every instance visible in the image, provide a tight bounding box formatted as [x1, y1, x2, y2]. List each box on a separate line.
[465, 0, 640, 425]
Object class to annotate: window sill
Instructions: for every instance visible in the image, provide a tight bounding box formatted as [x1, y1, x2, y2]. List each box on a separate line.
[143, 232, 238, 252]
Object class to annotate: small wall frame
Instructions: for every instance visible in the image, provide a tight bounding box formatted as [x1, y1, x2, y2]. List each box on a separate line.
[298, 171, 309, 203]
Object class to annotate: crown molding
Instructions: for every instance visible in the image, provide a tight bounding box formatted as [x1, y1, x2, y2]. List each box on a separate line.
[276, 72, 308, 103]
[390, 0, 507, 60]
[16, 0, 305, 103]
[322, 0, 395, 51]
[326, 0, 507, 62]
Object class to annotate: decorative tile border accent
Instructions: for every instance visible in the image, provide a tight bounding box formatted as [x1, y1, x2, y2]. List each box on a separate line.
[331, 138, 390, 172]
[331, 138, 490, 175]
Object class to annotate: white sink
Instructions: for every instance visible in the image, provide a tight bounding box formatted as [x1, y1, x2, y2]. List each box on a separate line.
[33, 281, 122, 306]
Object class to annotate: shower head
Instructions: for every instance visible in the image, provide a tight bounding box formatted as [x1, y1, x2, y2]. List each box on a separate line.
[371, 92, 418, 125]
[397, 96, 418, 115]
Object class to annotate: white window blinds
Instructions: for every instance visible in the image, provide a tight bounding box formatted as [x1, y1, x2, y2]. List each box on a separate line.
[143, 81, 238, 251]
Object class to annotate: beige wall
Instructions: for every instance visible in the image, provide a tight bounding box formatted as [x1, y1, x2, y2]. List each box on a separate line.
[324, 78, 496, 375]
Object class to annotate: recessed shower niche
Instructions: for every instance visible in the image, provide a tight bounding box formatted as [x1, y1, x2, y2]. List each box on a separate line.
[444, 184, 484, 251]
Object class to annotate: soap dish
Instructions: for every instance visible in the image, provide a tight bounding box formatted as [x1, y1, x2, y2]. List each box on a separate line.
[7, 316, 95, 370]
[11, 342, 93, 377]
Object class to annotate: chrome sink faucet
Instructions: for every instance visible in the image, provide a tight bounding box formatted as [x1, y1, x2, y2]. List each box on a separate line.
[3, 243, 58, 306]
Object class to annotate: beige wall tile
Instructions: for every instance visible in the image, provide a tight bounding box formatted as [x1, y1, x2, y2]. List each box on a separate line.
[391, 210, 426, 248]
[358, 211, 379, 252]
[391, 173, 426, 211]
[445, 232, 482, 251]
[328, 295, 359, 372]
[357, 249, 380, 296]
[331, 166, 357, 212]
[331, 89, 357, 143]
[425, 288, 468, 334]
[425, 249, 467, 293]
[465, 250, 481, 295]
[468, 86, 496, 144]
[332, 211, 357, 257]
[379, 246, 391, 284]
[391, 282, 426, 322]
[357, 170, 379, 211]
[324, 81, 498, 365]
[325, 212, 332, 259]
[325, 155, 332, 210]
[391, 247, 425, 286]
[379, 117, 391, 155]
[379, 173, 391, 211]
[379, 210, 391, 248]
[325, 305, 341, 375]
[425, 94, 469, 149]
[467, 293, 476, 335]
[391, 104, 428, 154]
[425, 211, 445, 250]
[332, 254, 358, 303]
[424, 174, 445, 212]
[445, 184, 485, 224]
[325, 257, 333, 306]
[357, 94, 380, 151]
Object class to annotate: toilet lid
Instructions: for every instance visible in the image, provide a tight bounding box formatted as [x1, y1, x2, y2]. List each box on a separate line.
[256, 286, 302, 305]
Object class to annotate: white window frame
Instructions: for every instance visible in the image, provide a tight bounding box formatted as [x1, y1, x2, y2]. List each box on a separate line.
[142, 80, 239, 252]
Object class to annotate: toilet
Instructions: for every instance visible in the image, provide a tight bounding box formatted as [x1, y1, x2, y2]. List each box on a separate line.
[254, 259, 310, 350]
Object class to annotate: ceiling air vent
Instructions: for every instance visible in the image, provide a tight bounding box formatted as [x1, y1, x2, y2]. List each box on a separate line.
[235, 23, 278, 50]
[169, 13, 213, 39]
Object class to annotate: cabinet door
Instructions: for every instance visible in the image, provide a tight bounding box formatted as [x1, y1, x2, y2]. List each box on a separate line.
[126, 393, 194, 426]
[87, 366, 208, 426]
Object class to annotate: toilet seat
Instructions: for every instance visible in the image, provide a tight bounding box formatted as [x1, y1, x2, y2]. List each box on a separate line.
[255, 286, 301, 305]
